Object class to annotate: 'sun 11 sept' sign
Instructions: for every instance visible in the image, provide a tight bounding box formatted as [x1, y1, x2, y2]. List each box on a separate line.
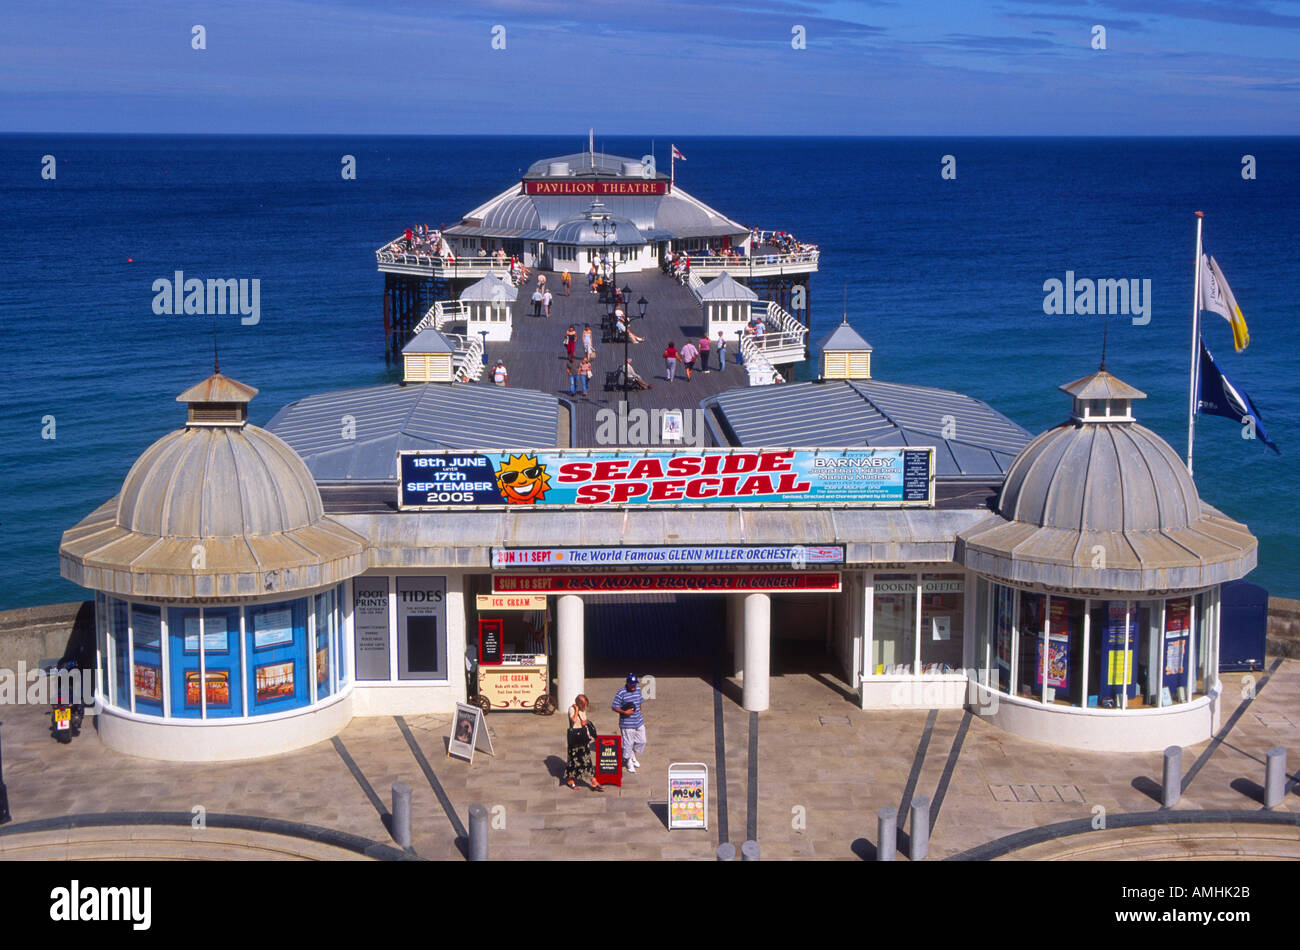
[397, 448, 934, 509]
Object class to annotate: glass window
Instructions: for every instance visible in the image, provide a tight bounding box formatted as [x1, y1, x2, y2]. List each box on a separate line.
[1196, 589, 1216, 697]
[131, 604, 164, 716]
[1092, 600, 1137, 708]
[974, 578, 991, 688]
[919, 573, 964, 674]
[202, 607, 242, 719]
[315, 589, 335, 700]
[396, 577, 447, 680]
[993, 584, 1014, 693]
[167, 607, 203, 720]
[109, 597, 129, 711]
[1017, 591, 1045, 701]
[247, 599, 310, 713]
[871, 574, 915, 675]
[335, 584, 348, 688]
[1160, 597, 1193, 705]
[95, 592, 109, 708]
[1046, 596, 1086, 707]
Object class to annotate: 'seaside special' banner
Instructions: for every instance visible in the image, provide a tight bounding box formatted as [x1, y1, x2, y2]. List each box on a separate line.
[398, 448, 934, 510]
[493, 572, 841, 594]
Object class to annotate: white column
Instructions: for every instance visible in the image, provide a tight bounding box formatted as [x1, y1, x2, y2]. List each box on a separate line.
[556, 594, 585, 710]
[743, 593, 771, 712]
[730, 593, 745, 679]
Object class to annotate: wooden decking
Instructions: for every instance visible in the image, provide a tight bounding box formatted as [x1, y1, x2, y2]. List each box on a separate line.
[458, 269, 763, 448]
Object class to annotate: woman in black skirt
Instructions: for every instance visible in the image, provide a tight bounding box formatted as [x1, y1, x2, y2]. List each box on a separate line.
[564, 694, 603, 791]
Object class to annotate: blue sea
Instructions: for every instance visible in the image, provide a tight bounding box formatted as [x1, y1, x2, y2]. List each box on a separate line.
[1, 135, 1296, 609]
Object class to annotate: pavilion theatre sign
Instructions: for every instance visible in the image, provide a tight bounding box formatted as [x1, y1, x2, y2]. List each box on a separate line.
[523, 180, 667, 196]
[397, 448, 935, 510]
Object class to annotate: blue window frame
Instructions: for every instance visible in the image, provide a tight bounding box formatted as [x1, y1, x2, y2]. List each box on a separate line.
[247, 599, 309, 714]
[131, 604, 164, 716]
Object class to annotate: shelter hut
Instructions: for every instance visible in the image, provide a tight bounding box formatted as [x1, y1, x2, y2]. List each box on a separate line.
[459, 273, 517, 342]
[402, 326, 458, 383]
[699, 273, 757, 340]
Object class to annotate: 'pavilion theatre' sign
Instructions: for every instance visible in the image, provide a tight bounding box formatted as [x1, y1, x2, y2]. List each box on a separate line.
[523, 180, 668, 196]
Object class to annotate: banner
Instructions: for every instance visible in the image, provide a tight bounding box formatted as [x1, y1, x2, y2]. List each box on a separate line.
[399, 448, 934, 510]
[494, 572, 840, 595]
[491, 545, 843, 569]
[523, 180, 666, 196]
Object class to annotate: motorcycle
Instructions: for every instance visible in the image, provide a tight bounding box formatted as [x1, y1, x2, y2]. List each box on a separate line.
[50, 659, 85, 744]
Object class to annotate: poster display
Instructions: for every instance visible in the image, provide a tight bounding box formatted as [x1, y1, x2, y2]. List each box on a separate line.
[448, 702, 493, 762]
[478, 619, 503, 665]
[399, 448, 935, 510]
[1164, 598, 1190, 683]
[475, 661, 548, 711]
[594, 735, 623, 787]
[184, 669, 231, 708]
[184, 614, 228, 654]
[251, 606, 294, 650]
[353, 577, 391, 681]
[132, 608, 161, 650]
[1100, 604, 1138, 702]
[396, 577, 447, 680]
[1036, 599, 1072, 692]
[494, 572, 840, 595]
[667, 763, 709, 830]
[255, 661, 296, 703]
[133, 663, 162, 703]
[995, 586, 1014, 675]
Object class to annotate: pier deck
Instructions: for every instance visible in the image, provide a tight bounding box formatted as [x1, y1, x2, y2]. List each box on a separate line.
[455, 269, 764, 448]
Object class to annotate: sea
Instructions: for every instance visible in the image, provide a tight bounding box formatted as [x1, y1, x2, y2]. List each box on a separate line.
[1, 135, 1296, 610]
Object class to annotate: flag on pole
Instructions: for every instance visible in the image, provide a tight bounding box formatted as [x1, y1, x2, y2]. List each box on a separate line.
[671, 145, 686, 161]
[1198, 340, 1278, 453]
[1198, 253, 1250, 352]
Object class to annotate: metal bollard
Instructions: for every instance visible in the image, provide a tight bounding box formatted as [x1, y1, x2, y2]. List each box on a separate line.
[877, 806, 897, 861]
[1162, 746, 1182, 807]
[910, 795, 931, 861]
[391, 781, 411, 850]
[716, 842, 736, 861]
[468, 803, 489, 861]
[1266, 747, 1287, 810]
[741, 840, 760, 861]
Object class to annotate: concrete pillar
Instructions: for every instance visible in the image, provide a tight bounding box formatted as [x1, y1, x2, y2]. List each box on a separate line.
[391, 781, 411, 850]
[730, 593, 745, 679]
[1265, 746, 1286, 809]
[910, 795, 931, 861]
[1162, 746, 1182, 808]
[876, 806, 897, 861]
[468, 803, 489, 861]
[743, 593, 770, 712]
[556, 594, 585, 711]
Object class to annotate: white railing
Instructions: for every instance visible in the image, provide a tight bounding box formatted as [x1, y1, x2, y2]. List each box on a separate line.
[683, 272, 706, 302]
[443, 332, 485, 382]
[376, 244, 516, 280]
[754, 300, 807, 343]
[411, 300, 469, 335]
[688, 249, 820, 274]
[739, 335, 786, 386]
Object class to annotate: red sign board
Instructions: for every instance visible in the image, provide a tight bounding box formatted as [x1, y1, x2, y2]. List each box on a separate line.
[478, 618, 503, 665]
[493, 572, 841, 595]
[594, 735, 623, 787]
[523, 180, 667, 196]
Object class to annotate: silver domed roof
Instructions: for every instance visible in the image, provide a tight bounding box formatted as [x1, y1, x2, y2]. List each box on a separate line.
[552, 213, 645, 247]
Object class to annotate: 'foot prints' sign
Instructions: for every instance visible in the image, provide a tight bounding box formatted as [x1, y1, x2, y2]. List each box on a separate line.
[397, 448, 934, 509]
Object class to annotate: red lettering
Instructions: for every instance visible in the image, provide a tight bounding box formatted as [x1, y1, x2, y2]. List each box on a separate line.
[776, 472, 812, 493]
[593, 460, 630, 480]
[721, 454, 760, 475]
[558, 461, 593, 482]
[576, 484, 611, 504]
[757, 450, 795, 473]
[737, 474, 775, 496]
[610, 481, 650, 503]
[684, 477, 720, 499]
[648, 479, 685, 501]
[700, 454, 723, 476]
[666, 456, 703, 477]
[717, 475, 740, 497]
[627, 458, 665, 480]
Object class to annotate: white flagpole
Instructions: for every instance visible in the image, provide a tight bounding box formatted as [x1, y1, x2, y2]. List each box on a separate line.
[670, 145, 675, 186]
[1187, 211, 1204, 477]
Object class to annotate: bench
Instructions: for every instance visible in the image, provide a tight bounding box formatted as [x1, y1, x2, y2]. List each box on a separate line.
[604, 370, 625, 392]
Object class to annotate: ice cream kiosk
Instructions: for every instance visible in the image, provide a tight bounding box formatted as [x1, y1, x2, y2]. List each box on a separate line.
[470, 593, 556, 715]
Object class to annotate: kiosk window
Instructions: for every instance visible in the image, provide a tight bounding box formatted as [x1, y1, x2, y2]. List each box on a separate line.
[397, 576, 448, 681]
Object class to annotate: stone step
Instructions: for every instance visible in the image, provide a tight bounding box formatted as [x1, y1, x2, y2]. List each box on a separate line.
[0, 825, 376, 861]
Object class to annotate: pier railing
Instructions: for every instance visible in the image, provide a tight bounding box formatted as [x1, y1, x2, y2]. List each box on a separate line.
[740, 335, 786, 386]
[377, 245, 515, 280]
[443, 332, 485, 382]
[688, 249, 819, 278]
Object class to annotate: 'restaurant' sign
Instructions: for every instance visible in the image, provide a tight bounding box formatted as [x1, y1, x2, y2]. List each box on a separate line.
[493, 572, 841, 595]
[398, 448, 934, 510]
[523, 180, 667, 196]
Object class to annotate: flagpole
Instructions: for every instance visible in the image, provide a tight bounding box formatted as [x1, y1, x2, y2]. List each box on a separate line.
[670, 145, 675, 187]
[1187, 211, 1204, 477]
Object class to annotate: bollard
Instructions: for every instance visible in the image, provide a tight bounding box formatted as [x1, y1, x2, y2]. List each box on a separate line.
[716, 843, 736, 862]
[1162, 746, 1182, 807]
[468, 803, 489, 861]
[0, 722, 11, 825]
[1265, 746, 1287, 810]
[741, 840, 760, 861]
[910, 795, 931, 861]
[391, 781, 411, 850]
[876, 806, 897, 861]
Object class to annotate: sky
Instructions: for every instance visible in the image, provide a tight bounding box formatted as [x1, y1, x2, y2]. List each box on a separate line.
[0, 0, 1297, 134]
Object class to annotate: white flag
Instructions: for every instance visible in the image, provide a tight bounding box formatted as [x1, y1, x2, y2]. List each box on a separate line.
[1198, 253, 1249, 352]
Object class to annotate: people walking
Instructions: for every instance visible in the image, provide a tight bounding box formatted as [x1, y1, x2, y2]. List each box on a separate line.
[582, 323, 595, 358]
[698, 335, 711, 373]
[587, 263, 598, 294]
[577, 354, 591, 395]
[564, 325, 577, 360]
[531, 288, 543, 317]
[663, 341, 679, 381]
[566, 358, 582, 395]
[561, 270, 572, 295]
[492, 360, 509, 386]
[680, 340, 699, 382]
[716, 332, 727, 370]
[612, 675, 646, 773]
[564, 694, 602, 791]
[543, 289, 553, 319]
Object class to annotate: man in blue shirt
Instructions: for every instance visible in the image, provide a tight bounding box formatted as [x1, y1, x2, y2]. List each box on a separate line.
[612, 674, 646, 773]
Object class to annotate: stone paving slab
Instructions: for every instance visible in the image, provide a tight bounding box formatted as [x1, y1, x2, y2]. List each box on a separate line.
[2, 659, 1297, 860]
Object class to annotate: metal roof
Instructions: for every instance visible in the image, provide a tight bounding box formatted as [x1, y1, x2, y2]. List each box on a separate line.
[552, 214, 645, 247]
[401, 328, 457, 354]
[266, 383, 560, 481]
[459, 274, 518, 303]
[707, 379, 1032, 478]
[700, 273, 758, 301]
[1059, 370, 1147, 401]
[818, 320, 873, 352]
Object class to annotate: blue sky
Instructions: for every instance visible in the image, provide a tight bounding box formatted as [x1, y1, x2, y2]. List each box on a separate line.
[1, 0, 1296, 133]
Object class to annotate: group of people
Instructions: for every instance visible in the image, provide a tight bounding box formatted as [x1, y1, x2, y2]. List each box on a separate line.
[663, 332, 727, 381]
[751, 228, 817, 260]
[563, 322, 597, 396]
[564, 674, 647, 791]
[664, 250, 692, 282]
[391, 224, 444, 259]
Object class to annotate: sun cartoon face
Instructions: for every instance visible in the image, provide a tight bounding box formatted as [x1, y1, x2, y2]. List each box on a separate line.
[494, 454, 551, 505]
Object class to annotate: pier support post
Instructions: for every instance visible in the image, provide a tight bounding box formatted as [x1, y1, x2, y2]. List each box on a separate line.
[742, 593, 770, 712]
[391, 781, 411, 850]
[877, 806, 897, 861]
[1265, 746, 1287, 809]
[557, 594, 585, 711]
[1162, 746, 1182, 808]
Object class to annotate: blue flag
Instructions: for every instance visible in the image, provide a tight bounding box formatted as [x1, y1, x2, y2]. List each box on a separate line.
[1198, 341, 1279, 454]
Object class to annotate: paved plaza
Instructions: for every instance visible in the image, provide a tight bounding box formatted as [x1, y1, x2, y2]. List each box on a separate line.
[2, 658, 1299, 860]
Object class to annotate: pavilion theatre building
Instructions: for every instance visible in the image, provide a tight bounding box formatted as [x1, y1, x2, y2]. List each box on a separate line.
[59, 328, 1257, 761]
